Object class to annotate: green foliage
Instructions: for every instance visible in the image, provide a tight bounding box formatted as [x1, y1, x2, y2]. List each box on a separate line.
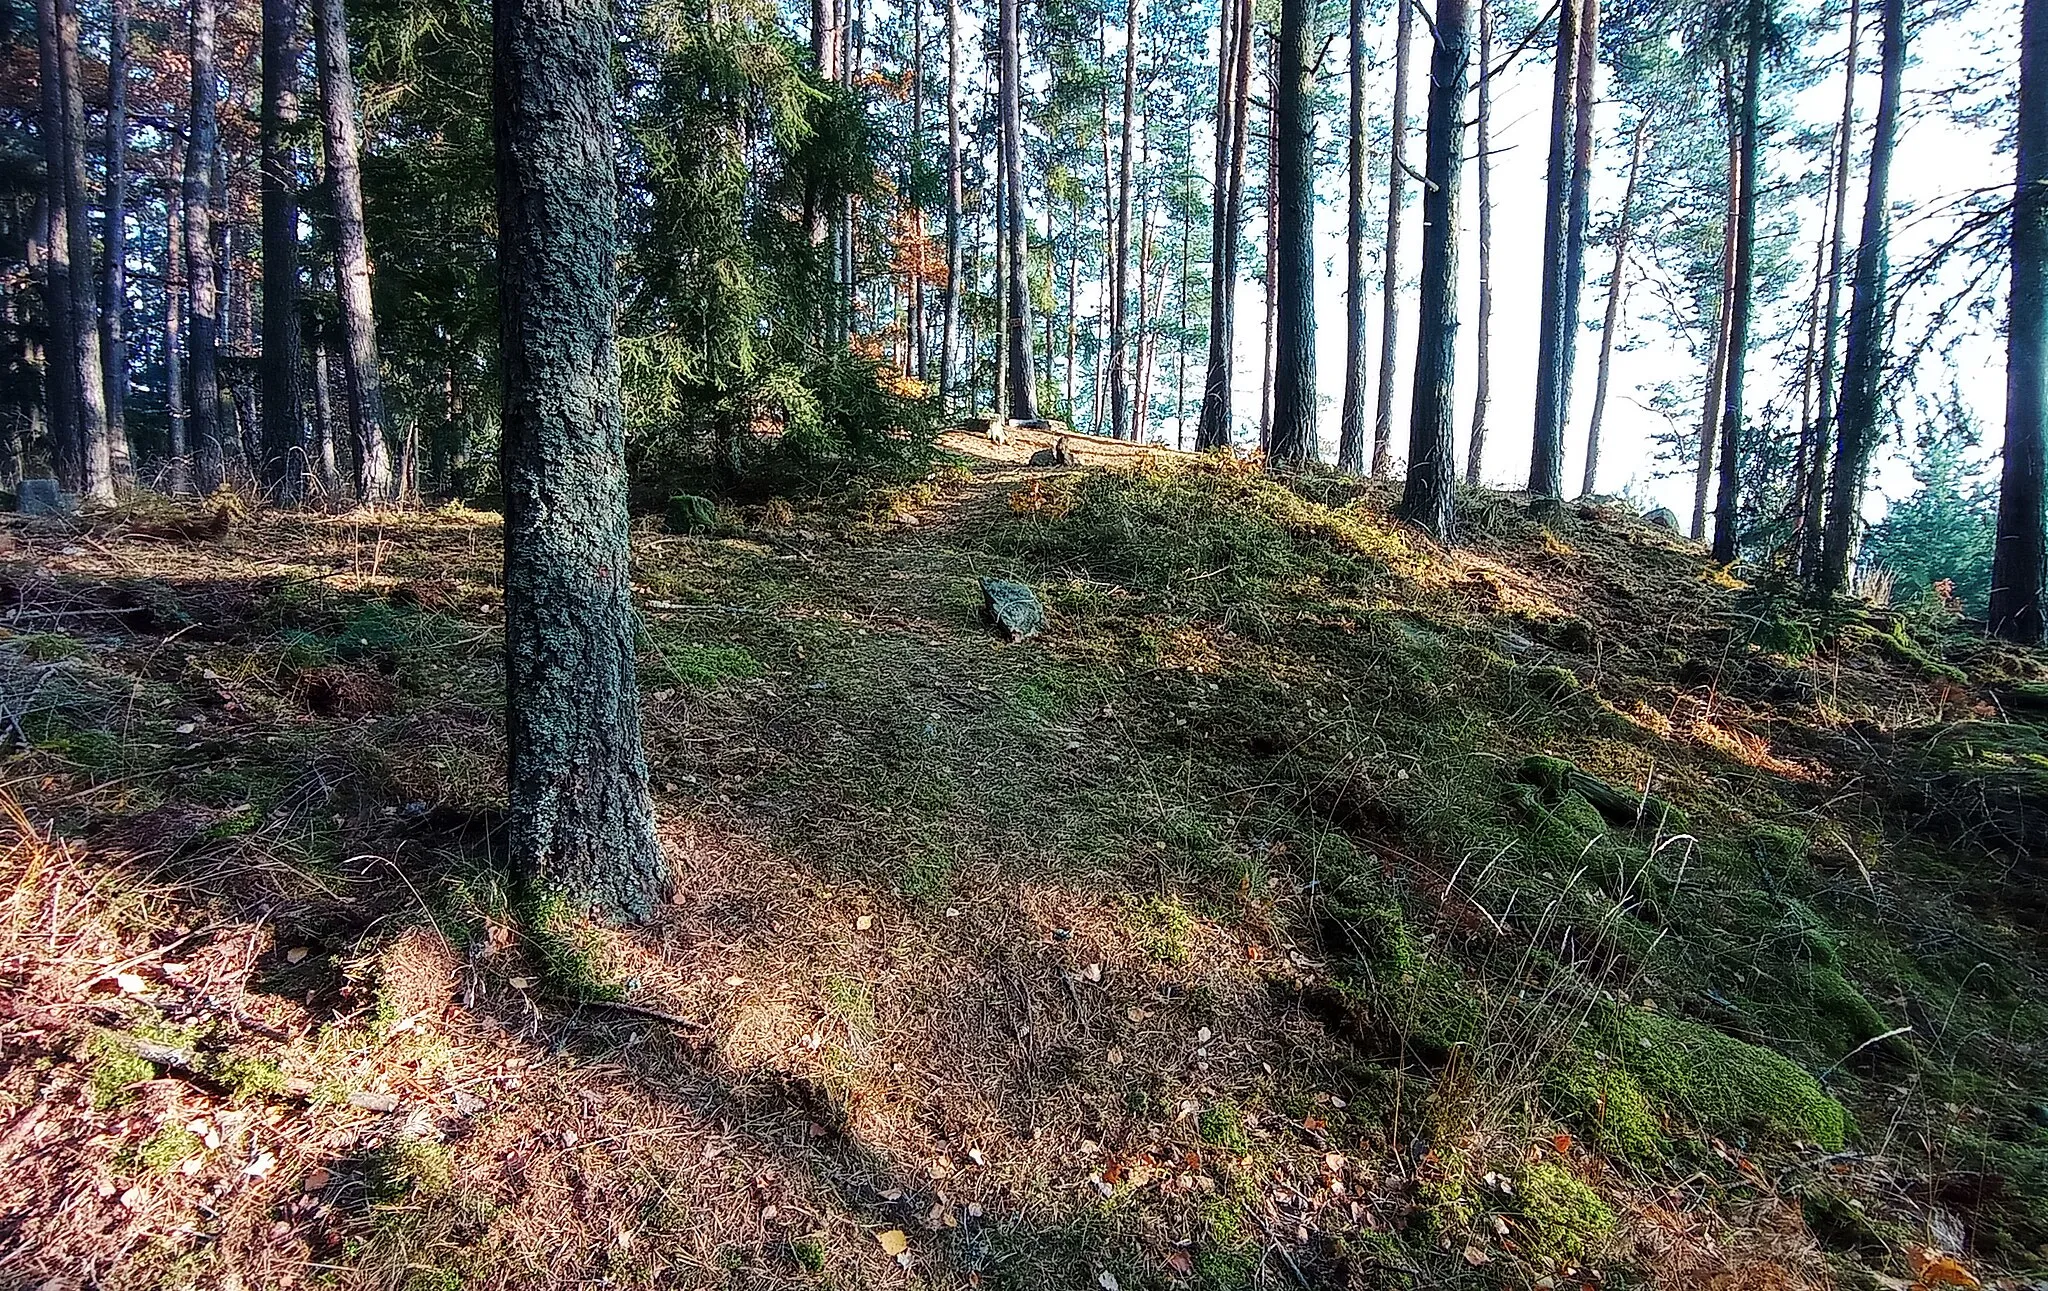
[1864, 388, 1999, 615]
[137, 1124, 205, 1173]
[1197, 1100, 1250, 1152]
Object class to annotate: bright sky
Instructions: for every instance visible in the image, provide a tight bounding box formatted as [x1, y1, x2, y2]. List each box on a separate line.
[1163, 0, 2020, 522]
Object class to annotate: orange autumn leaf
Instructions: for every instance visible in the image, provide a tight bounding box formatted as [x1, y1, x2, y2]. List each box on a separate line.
[1552, 1133, 1573, 1156]
[1907, 1245, 1979, 1289]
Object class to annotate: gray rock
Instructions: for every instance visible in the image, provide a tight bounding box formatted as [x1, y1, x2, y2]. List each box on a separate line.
[17, 478, 75, 516]
[666, 492, 717, 534]
[1025, 436, 1076, 468]
[1642, 506, 1680, 531]
[980, 577, 1045, 642]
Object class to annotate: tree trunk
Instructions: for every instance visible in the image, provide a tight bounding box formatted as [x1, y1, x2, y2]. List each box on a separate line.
[262, 0, 306, 501]
[311, 337, 338, 497]
[35, 0, 78, 487]
[103, 0, 131, 479]
[1691, 76, 1737, 540]
[1400, 0, 1468, 539]
[1581, 115, 1645, 498]
[167, 184, 186, 490]
[1711, 2, 1765, 566]
[1337, 0, 1368, 473]
[939, 0, 961, 407]
[1557, 0, 1598, 472]
[1193, 0, 1251, 451]
[1806, 0, 1860, 578]
[909, 0, 926, 379]
[1260, 73, 1277, 453]
[1992, 0, 2048, 641]
[58, 0, 112, 502]
[496, 0, 666, 919]
[1108, 0, 1140, 438]
[183, 0, 223, 494]
[1065, 223, 1079, 416]
[1372, 0, 1414, 476]
[1819, 0, 1904, 588]
[1465, 0, 1492, 486]
[315, 0, 396, 502]
[999, 0, 1039, 420]
[1134, 194, 1157, 439]
[1527, 0, 1579, 498]
[1268, 0, 1315, 466]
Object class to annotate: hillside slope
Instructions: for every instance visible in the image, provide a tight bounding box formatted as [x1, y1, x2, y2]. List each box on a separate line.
[1, 450, 2043, 1291]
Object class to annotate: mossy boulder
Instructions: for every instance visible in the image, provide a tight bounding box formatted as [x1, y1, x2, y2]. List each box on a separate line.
[1547, 1057, 1665, 1161]
[1587, 1005, 1849, 1149]
[1318, 891, 1482, 1059]
[1515, 756, 1688, 835]
[1516, 1161, 1616, 1265]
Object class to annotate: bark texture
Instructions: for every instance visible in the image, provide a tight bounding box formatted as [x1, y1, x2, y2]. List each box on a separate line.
[1994, 0, 2048, 641]
[185, 0, 224, 494]
[998, 0, 1039, 420]
[1337, 0, 1369, 474]
[939, 0, 961, 405]
[1399, 0, 1466, 540]
[35, 0, 77, 486]
[315, 0, 397, 502]
[1193, 0, 1252, 451]
[1528, 0, 1579, 498]
[1268, 0, 1315, 467]
[262, 0, 306, 500]
[1465, 0, 1492, 486]
[1711, 4, 1765, 566]
[1372, 0, 1413, 476]
[58, 0, 113, 502]
[1582, 116, 1645, 498]
[103, 0, 131, 475]
[1804, 0, 1860, 577]
[496, 0, 667, 919]
[1820, 0, 1904, 589]
[1108, 0, 1140, 439]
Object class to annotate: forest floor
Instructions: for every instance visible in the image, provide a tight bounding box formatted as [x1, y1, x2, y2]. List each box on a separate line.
[1, 443, 2045, 1291]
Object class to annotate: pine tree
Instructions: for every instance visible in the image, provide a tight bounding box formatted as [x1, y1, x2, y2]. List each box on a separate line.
[1401, 0, 1468, 539]
[497, 0, 667, 917]
[1991, 0, 2045, 641]
[1268, 0, 1316, 466]
[262, 0, 306, 500]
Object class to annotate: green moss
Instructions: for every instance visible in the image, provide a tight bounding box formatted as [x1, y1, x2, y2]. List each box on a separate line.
[20, 632, 90, 662]
[212, 1053, 287, 1102]
[137, 1123, 204, 1173]
[1593, 1005, 1848, 1149]
[1806, 966, 1901, 1058]
[1321, 890, 1483, 1055]
[523, 895, 626, 1002]
[789, 1235, 828, 1274]
[86, 1034, 157, 1109]
[1198, 1100, 1250, 1152]
[1517, 1161, 1615, 1264]
[1742, 825, 1813, 886]
[821, 973, 875, 1037]
[369, 1137, 454, 1200]
[653, 641, 761, 688]
[1129, 896, 1197, 964]
[1547, 1058, 1664, 1161]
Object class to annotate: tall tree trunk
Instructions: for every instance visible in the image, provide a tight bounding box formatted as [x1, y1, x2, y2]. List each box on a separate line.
[999, 0, 1039, 419]
[1710, 2, 1765, 566]
[1465, 0, 1492, 485]
[1260, 72, 1277, 454]
[1337, 0, 1368, 473]
[35, 0, 78, 487]
[58, 0, 112, 502]
[1065, 222, 1079, 416]
[909, 0, 926, 379]
[103, 0, 131, 480]
[1400, 0, 1468, 538]
[1268, 0, 1315, 466]
[1528, 0, 1579, 497]
[1819, 0, 1904, 588]
[939, 0, 961, 407]
[1175, 164, 1190, 446]
[1581, 116, 1645, 498]
[1557, 0, 1598, 473]
[166, 183, 186, 490]
[1193, 0, 1251, 450]
[995, 147, 1009, 416]
[496, 0, 665, 919]
[184, 0, 223, 493]
[315, 0, 395, 502]
[1109, 0, 1140, 438]
[1993, 0, 2048, 641]
[311, 337, 338, 497]
[1806, 0, 1860, 578]
[1372, 0, 1413, 476]
[1691, 79, 1737, 540]
[262, 0, 306, 501]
